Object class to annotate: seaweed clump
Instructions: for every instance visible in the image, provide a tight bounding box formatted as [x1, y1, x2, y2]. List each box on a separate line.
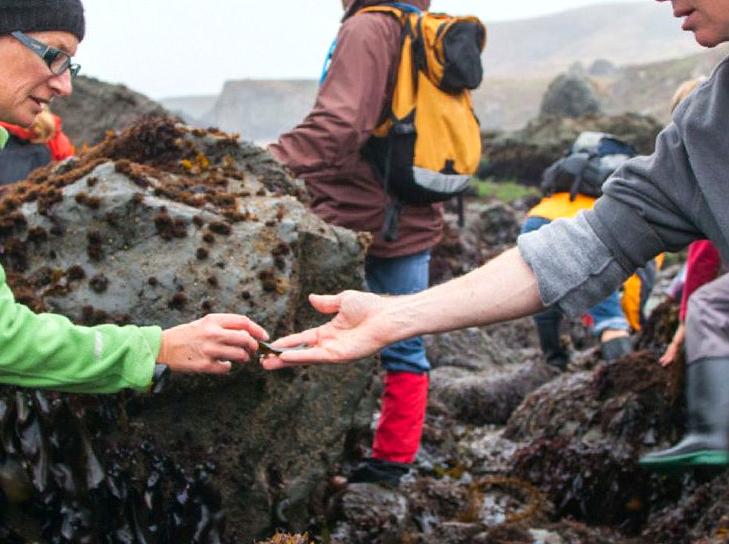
[0, 389, 226, 543]
[506, 353, 687, 534]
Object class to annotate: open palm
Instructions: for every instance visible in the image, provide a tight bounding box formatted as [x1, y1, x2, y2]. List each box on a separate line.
[261, 290, 390, 369]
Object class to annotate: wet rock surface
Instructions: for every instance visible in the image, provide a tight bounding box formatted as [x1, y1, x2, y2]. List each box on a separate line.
[0, 117, 377, 541]
[287, 258, 727, 543]
[430, 200, 522, 286]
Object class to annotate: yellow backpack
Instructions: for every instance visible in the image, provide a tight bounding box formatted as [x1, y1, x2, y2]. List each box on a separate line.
[358, 3, 486, 239]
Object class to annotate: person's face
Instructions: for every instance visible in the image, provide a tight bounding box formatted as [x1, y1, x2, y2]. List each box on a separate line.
[658, 0, 729, 47]
[0, 30, 78, 127]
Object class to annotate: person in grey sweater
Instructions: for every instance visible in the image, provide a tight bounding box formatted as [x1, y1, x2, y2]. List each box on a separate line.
[263, 0, 729, 467]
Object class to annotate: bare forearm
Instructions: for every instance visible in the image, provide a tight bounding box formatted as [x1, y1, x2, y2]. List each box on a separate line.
[383, 247, 545, 341]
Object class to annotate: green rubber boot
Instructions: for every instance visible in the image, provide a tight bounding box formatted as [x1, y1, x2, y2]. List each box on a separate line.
[640, 357, 729, 471]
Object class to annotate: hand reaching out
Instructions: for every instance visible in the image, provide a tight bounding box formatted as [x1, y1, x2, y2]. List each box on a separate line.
[261, 290, 392, 369]
[158, 314, 269, 374]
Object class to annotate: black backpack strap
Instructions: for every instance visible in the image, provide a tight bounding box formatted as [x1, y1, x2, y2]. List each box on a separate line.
[382, 199, 403, 242]
[569, 170, 584, 202]
[457, 193, 465, 227]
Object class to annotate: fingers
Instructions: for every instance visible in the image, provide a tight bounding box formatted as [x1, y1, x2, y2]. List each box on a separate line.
[218, 329, 260, 353]
[208, 314, 269, 340]
[278, 347, 335, 364]
[260, 346, 339, 370]
[270, 329, 320, 349]
[309, 293, 343, 315]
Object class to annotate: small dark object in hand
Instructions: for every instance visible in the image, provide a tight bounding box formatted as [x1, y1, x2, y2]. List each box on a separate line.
[258, 341, 308, 356]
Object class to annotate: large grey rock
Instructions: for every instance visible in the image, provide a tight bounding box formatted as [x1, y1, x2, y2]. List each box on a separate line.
[0, 118, 377, 540]
[429, 362, 559, 426]
[540, 74, 602, 119]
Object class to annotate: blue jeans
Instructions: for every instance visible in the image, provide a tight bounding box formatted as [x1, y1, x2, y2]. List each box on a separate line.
[365, 250, 431, 373]
[522, 216, 630, 335]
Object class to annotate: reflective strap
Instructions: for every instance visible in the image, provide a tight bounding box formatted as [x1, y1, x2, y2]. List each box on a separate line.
[412, 167, 471, 194]
[0, 126, 8, 150]
[319, 38, 338, 85]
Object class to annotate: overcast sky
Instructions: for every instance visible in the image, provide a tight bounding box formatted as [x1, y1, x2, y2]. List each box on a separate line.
[76, 0, 647, 99]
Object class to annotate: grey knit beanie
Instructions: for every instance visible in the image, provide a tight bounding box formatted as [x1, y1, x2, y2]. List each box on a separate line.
[0, 0, 85, 42]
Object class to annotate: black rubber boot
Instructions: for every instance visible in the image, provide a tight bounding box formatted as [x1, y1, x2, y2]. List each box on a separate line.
[600, 336, 633, 362]
[348, 458, 411, 487]
[534, 309, 568, 370]
[640, 357, 729, 471]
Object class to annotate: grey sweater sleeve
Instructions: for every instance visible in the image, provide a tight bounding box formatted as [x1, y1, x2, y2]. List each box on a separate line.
[518, 56, 729, 316]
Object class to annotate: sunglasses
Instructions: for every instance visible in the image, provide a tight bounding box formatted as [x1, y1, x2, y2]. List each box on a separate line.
[11, 31, 81, 78]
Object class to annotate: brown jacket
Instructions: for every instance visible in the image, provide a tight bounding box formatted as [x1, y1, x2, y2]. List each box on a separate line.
[269, 0, 442, 258]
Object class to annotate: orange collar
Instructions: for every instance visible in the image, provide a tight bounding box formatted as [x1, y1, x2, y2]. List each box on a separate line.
[0, 121, 34, 141]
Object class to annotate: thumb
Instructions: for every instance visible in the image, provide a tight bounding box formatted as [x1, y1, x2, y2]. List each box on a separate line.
[309, 293, 342, 315]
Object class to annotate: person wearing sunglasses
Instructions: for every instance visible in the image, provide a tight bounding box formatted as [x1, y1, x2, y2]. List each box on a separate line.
[0, 0, 270, 393]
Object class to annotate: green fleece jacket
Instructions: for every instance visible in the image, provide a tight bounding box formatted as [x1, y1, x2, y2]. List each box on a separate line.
[0, 130, 159, 392]
[0, 266, 159, 392]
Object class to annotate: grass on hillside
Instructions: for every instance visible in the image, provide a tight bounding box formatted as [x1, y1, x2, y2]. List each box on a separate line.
[473, 178, 540, 202]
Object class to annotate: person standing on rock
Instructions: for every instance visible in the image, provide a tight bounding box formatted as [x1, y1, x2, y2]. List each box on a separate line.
[0, 1, 269, 393]
[264, 0, 729, 467]
[269, 0, 442, 486]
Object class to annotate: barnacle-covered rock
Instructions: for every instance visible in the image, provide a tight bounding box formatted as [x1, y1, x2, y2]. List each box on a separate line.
[0, 117, 377, 541]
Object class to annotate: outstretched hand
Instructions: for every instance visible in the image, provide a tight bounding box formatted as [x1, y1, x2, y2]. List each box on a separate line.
[159, 314, 269, 374]
[261, 290, 392, 369]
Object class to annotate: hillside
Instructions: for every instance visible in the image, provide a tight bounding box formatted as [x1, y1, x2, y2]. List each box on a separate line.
[161, 2, 723, 139]
[483, 2, 703, 78]
[598, 45, 729, 121]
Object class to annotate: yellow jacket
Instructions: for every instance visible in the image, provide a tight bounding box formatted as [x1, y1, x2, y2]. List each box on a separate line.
[527, 192, 597, 221]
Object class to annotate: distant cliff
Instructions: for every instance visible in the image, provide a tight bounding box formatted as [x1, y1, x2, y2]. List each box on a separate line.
[482, 2, 702, 78]
[205, 80, 318, 143]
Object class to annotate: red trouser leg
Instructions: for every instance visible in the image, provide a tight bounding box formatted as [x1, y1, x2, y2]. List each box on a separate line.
[372, 371, 429, 464]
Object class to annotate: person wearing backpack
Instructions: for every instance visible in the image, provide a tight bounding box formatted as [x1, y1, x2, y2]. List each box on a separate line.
[269, 0, 484, 485]
[521, 132, 657, 368]
[263, 0, 729, 470]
